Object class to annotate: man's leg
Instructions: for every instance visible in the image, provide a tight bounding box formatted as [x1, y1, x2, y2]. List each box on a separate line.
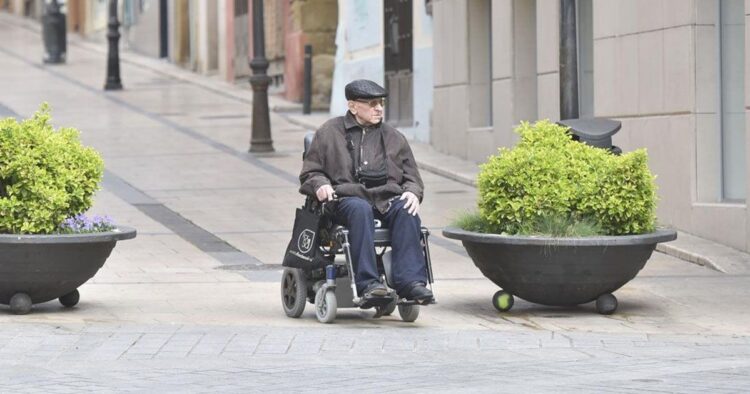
[334, 197, 382, 295]
[380, 198, 428, 295]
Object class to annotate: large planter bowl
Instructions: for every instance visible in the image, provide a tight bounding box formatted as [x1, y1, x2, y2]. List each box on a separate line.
[0, 226, 136, 314]
[442, 226, 677, 314]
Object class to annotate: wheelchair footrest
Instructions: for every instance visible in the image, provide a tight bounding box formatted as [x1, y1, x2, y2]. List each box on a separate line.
[398, 298, 437, 306]
[358, 295, 396, 309]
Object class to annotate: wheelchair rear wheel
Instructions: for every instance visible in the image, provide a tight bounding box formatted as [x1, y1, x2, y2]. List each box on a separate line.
[281, 268, 307, 318]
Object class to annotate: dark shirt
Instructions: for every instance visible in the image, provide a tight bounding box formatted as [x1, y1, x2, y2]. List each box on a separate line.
[299, 111, 424, 213]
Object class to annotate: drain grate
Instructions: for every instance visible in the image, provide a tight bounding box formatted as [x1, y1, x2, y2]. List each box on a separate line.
[199, 114, 249, 120]
[216, 264, 284, 271]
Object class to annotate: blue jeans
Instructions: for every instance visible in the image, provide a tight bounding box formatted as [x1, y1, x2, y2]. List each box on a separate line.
[334, 197, 427, 295]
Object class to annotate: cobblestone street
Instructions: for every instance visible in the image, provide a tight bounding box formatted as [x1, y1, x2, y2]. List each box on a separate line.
[3, 324, 750, 392]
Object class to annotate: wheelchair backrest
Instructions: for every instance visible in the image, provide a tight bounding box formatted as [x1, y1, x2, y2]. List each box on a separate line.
[303, 131, 315, 160]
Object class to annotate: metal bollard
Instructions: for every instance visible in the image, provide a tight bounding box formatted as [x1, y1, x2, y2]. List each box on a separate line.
[302, 45, 312, 115]
[42, 0, 66, 64]
[104, 0, 123, 90]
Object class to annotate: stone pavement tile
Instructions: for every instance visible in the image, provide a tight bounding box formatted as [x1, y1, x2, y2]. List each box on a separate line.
[222, 335, 263, 355]
[349, 335, 386, 352]
[320, 336, 354, 352]
[252, 338, 293, 355]
[220, 232, 294, 265]
[188, 336, 234, 357]
[286, 342, 323, 355]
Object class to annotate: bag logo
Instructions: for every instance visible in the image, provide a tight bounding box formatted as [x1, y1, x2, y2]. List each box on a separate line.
[297, 229, 315, 254]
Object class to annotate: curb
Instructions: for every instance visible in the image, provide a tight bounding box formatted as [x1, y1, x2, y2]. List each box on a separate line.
[656, 243, 724, 273]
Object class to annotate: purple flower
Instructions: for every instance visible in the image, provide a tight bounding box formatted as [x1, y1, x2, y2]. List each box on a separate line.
[57, 213, 116, 234]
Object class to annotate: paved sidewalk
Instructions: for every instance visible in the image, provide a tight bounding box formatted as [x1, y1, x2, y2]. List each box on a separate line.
[2, 13, 750, 392]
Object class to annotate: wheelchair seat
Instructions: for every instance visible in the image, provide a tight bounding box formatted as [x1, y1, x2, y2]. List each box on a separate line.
[329, 224, 392, 247]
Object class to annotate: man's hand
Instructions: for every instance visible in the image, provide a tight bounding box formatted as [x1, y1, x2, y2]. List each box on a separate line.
[400, 191, 420, 216]
[315, 184, 336, 202]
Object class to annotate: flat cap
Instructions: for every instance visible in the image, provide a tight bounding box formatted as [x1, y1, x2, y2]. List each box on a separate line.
[345, 79, 388, 100]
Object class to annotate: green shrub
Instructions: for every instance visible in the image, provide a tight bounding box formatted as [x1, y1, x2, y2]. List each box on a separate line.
[476, 120, 657, 236]
[0, 104, 104, 234]
[516, 213, 604, 237]
[450, 210, 502, 234]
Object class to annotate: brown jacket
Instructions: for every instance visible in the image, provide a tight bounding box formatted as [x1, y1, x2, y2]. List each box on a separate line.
[299, 111, 424, 213]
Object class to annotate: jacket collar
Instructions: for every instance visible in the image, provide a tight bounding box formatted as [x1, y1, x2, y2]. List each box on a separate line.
[344, 111, 382, 131]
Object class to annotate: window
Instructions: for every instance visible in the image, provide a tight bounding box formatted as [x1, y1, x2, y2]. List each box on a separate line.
[234, 0, 248, 16]
[719, 0, 746, 201]
[577, 0, 593, 117]
[468, 0, 493, 127]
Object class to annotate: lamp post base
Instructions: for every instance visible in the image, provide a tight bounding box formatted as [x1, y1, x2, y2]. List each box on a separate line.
[249, 74, 274, 153]
[104, 80, 123, 91]
[43, 55, 65, 64]
[248, 141, 275, 153]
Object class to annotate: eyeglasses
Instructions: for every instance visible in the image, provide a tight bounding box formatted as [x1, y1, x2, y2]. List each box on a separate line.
[355, 98, 386, 108]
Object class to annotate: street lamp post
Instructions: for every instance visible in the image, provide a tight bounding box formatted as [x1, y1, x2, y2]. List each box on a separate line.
[559, 0, 578, 120]
[104, 0, 123, 90]
[248, 0, 274, 153]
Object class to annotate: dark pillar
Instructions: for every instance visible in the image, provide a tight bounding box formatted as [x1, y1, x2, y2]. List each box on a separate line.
[42, 0, 66, 64]
[249, 0, 274, 153]
[559, 0, 578, 120]
[159, 0, 168, 58]
[303, 44, 312, 115]
[104, 0, 123, 91]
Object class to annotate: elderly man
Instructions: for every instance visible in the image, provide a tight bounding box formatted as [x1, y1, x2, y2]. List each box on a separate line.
[299, 79, 433, 304]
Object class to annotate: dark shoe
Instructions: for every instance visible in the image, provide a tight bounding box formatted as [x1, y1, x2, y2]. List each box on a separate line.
[362, 281, 388, 298]
[403, 283, 433, 304]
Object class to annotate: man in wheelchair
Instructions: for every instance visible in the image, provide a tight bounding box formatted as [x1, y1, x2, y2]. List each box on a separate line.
[299, 79, 433, 305]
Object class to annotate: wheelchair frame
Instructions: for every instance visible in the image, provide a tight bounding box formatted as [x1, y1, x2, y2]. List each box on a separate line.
[282, 197, 436, 323]
[282, 131, 435, 323]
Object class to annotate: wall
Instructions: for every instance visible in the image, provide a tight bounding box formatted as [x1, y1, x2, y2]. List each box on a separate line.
[188, 0, 218, 73]
[123, 0, 160, 58]
[331, 0, 433, 142]
[432, 0, 750, 251]
[592, 0, 749, 251]
[434, 0, 538, 161]
[286, 0, 337, 108]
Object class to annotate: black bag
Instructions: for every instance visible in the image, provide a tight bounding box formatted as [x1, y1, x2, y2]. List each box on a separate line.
[283, 207, 327, 269]
[357, 166, 388, 188]
[348, 129, 389, 189]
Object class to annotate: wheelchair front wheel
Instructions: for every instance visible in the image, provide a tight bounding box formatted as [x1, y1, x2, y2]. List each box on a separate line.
[383, 297, 397, 316]
[398, 304, 419, 322]
[373, 298, 397, 318]
[281, 268, 307, 318]
[315, 287, 337, 323]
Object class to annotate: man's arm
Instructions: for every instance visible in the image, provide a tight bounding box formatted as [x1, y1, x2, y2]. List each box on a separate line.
[299, 132, 332, 198]
[399, 139, 424, 202]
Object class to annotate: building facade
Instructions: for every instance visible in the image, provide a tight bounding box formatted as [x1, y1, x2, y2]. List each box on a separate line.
[330, 0, 433, 141]
[38, 0, 335, 108]
[2, 0, 43, 19]
[432, 0, 750, 252]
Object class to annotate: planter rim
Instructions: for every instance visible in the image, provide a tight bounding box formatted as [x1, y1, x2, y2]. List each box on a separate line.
[442, 226, 677, 246]
[0, 225, 137, 244]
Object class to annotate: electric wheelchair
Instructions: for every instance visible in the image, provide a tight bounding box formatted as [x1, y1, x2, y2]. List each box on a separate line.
[280, 133, 436, 324]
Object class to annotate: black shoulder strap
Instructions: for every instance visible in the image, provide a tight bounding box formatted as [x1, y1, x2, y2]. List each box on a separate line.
[345, 131, 356, 177]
